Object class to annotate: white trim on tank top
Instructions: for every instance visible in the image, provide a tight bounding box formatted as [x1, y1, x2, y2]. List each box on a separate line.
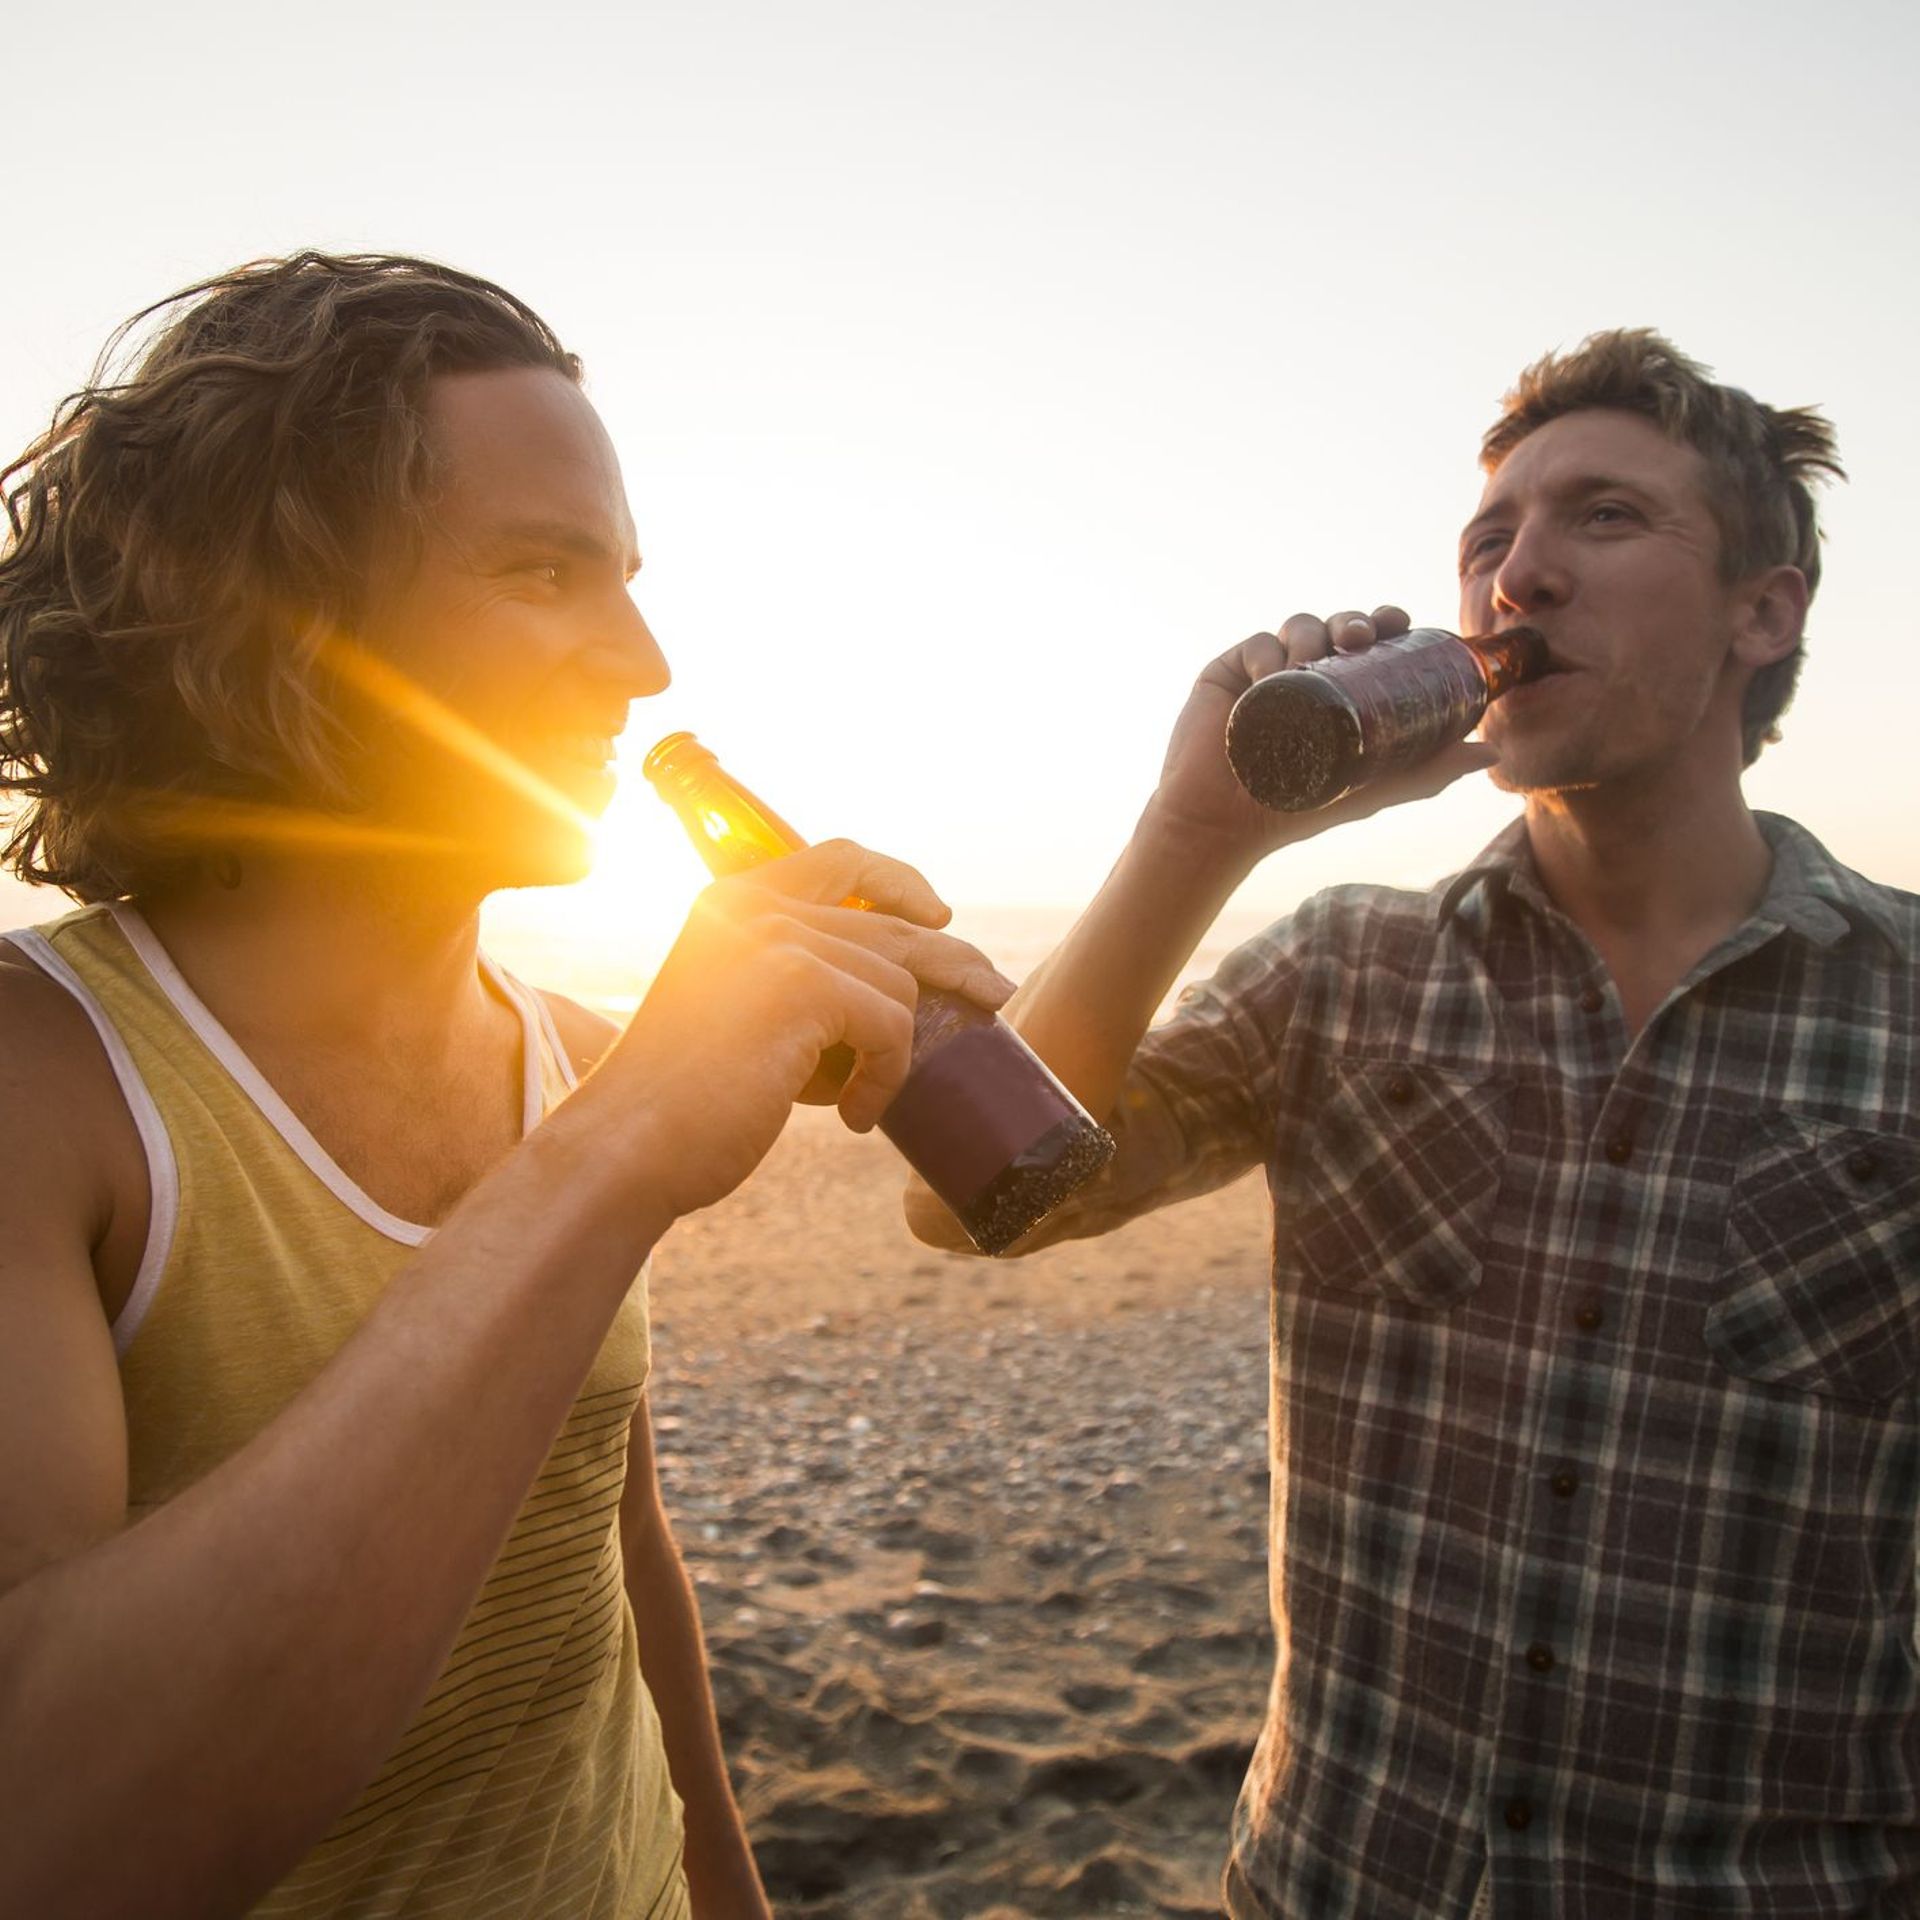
[1, 926, 182, 1358]
[520, 979, 581, 1092]
[108, 903, 549, 1251]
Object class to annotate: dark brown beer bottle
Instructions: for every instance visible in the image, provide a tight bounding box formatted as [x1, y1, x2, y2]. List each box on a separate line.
[643, 731, 1116, 1255]
[1225, 626, 1548, 812]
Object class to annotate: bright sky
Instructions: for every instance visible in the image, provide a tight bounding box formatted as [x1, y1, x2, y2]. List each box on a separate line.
[3, 0, 1915, 1000]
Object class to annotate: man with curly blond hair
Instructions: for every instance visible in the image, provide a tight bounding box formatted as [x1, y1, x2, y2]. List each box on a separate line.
[0, 253, 1010, 1918]
[913, 332, 1920, 1916]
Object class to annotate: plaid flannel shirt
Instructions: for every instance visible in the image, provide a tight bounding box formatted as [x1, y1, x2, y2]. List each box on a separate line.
[1065, 812, 1920, 1918]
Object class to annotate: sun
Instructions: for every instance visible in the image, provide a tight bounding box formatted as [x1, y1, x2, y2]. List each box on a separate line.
[480, 756, 710, 1020]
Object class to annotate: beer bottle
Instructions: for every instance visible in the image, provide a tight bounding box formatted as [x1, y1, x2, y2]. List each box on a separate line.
[643, 731, 1116, 1255]
[1225, 626, 1547, 812]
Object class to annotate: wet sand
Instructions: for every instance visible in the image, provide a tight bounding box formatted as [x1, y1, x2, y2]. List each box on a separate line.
[647, 1106, 1275, 1918]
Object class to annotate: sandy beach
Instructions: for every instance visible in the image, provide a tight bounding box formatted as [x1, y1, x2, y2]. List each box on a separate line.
[647, 1105, 1276, 1918]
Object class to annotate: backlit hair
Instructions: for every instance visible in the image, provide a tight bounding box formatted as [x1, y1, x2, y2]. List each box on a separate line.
[0, 251, 581, 899]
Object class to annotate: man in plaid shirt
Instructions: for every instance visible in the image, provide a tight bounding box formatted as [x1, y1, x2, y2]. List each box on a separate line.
[911, 331, 1919, 1915]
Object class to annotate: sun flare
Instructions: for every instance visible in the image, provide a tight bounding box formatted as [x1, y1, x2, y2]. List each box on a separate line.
[481, 752, 711, 1020]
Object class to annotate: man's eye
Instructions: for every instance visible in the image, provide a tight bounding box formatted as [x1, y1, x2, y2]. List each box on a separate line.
[1460, 533, 1506, 571]
[524, 562, 563, 586]
[1586, 502, 1635, 526]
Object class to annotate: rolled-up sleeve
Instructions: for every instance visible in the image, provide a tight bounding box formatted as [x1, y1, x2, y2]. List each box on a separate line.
[1028, 917, 1305, 1241]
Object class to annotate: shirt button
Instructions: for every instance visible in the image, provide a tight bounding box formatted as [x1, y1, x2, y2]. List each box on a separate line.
[1846, 1150, 1880, 1184]
[1525, 1642, 1556, 1674]
[1550, 1469, 1579, 1499]
[1604, 1135, 1634, 1166]
[1578, 987, 1604, 1013]
[1574, 1302, 1604, 1333]
[1385, 1073, 1414, 1106]
[1504, 1796, 1533, 1831]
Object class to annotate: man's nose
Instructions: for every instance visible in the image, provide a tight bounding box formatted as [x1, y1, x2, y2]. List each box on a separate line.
[595, 593, 672, 699]
[1491, 524, 1570, 618]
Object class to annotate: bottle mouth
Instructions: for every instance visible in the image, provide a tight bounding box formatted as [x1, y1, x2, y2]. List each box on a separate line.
[642, 730, 709, 783]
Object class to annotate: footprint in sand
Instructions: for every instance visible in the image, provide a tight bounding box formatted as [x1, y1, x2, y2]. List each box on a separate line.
[1050, 1851, 1153, 1906]
[1131, 1626, 1266, 1677]
[867, 1515, 977, 1564]
[937, 1702, 1070, 1745]
[1060, 1679, 1134, 1715]
[1116, 1703, 1193, 1746]
[754, 1794, 970, 1894]
[950, 1742, 1029, 1793]
[1025, 1749, 1168, 1806]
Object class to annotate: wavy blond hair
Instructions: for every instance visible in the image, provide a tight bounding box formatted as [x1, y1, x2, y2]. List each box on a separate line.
[0, 252, 581, 900]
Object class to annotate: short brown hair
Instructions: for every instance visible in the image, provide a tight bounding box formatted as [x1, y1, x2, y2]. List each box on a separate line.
[0, 251, 581, 901]
[1481, 329, 1844, 766]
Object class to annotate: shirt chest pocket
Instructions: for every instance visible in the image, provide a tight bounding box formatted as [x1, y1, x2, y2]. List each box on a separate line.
[1706, 1115, 1920, 1405]
[1280, 1060, 1512, 1309]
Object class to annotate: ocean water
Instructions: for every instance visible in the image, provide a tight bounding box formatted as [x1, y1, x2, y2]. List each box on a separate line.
[482, 897, 1288, 1026]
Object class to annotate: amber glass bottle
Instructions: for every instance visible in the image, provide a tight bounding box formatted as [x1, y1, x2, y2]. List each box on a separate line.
[1225, 626, 1547, 812]
[643, 732, 1115, 1255]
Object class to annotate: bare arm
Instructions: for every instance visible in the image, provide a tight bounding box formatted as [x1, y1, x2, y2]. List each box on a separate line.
[0, 841, 1008, 1919]
[620, 1401, 770, 1919]
[1, 1117, 669, 1917]
[906, 608, 1496, 1251]
[548, 995, 770, 1914]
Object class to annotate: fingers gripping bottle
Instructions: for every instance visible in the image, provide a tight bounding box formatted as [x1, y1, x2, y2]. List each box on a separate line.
[643, 732, 1116, 1255]
[1225, 626, 1548, 812]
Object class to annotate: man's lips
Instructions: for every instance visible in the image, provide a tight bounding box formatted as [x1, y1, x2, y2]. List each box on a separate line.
[1479, 630, 1576, 717]
[1466, 623, 1551, 664]
[534, 717, 628, 761]
[1490, 666, 1577, 723]
[1477, 625, 1576, 678]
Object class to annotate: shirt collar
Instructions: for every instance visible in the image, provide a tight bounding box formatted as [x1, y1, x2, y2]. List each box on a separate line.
[1431, 810, 1913, 961]
[1751, 812, 1914, 958]
[1432, 817, 1534, 929]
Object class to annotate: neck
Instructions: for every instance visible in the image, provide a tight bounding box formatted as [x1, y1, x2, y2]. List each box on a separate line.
[135, 855, 495, 1051]
[1522, 766, 1771, 1029]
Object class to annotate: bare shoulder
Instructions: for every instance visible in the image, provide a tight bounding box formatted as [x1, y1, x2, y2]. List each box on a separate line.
[0, 944, 149, 1290]
[533, 987, 623, 1083]
[0, 939, 147, 1261]
[0, 942, 134, 1590]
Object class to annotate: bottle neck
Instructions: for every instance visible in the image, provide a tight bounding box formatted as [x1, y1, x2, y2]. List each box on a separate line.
[1467, 625, 1549, 699]
[644, 738, 812, 874]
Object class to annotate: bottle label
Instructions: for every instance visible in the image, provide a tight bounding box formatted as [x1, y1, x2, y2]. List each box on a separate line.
[1314, 631, 1487, 778]
[880, 1017, 1087, 1213]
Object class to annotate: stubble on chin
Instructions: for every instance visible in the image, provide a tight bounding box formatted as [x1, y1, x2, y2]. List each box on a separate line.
[1485, 741, 1604, 800]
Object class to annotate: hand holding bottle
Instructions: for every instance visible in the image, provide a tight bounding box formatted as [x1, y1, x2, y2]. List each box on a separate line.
[573, 839, 1014, 1228]
[1149, 605, 1499, 870]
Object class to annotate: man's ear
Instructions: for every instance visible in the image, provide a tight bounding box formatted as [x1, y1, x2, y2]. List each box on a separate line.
[1731, 564, 1809, 671]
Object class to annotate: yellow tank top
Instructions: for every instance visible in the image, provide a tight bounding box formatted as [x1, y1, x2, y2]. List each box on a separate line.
[4, 903, 690, 1920]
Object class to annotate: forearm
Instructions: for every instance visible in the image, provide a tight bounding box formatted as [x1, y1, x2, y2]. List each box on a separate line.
[628, 1532, 769, 1918]
[905, 611, 1483, 1256]
[0, 1112, 667, 1920]
[1002, 798, 1262, 1117]
[906, 798, 1262, 1250]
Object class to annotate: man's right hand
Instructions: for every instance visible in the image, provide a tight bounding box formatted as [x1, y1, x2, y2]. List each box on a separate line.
[1148, 604, 1497, 875]
[580, 838, 1013, 1226]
